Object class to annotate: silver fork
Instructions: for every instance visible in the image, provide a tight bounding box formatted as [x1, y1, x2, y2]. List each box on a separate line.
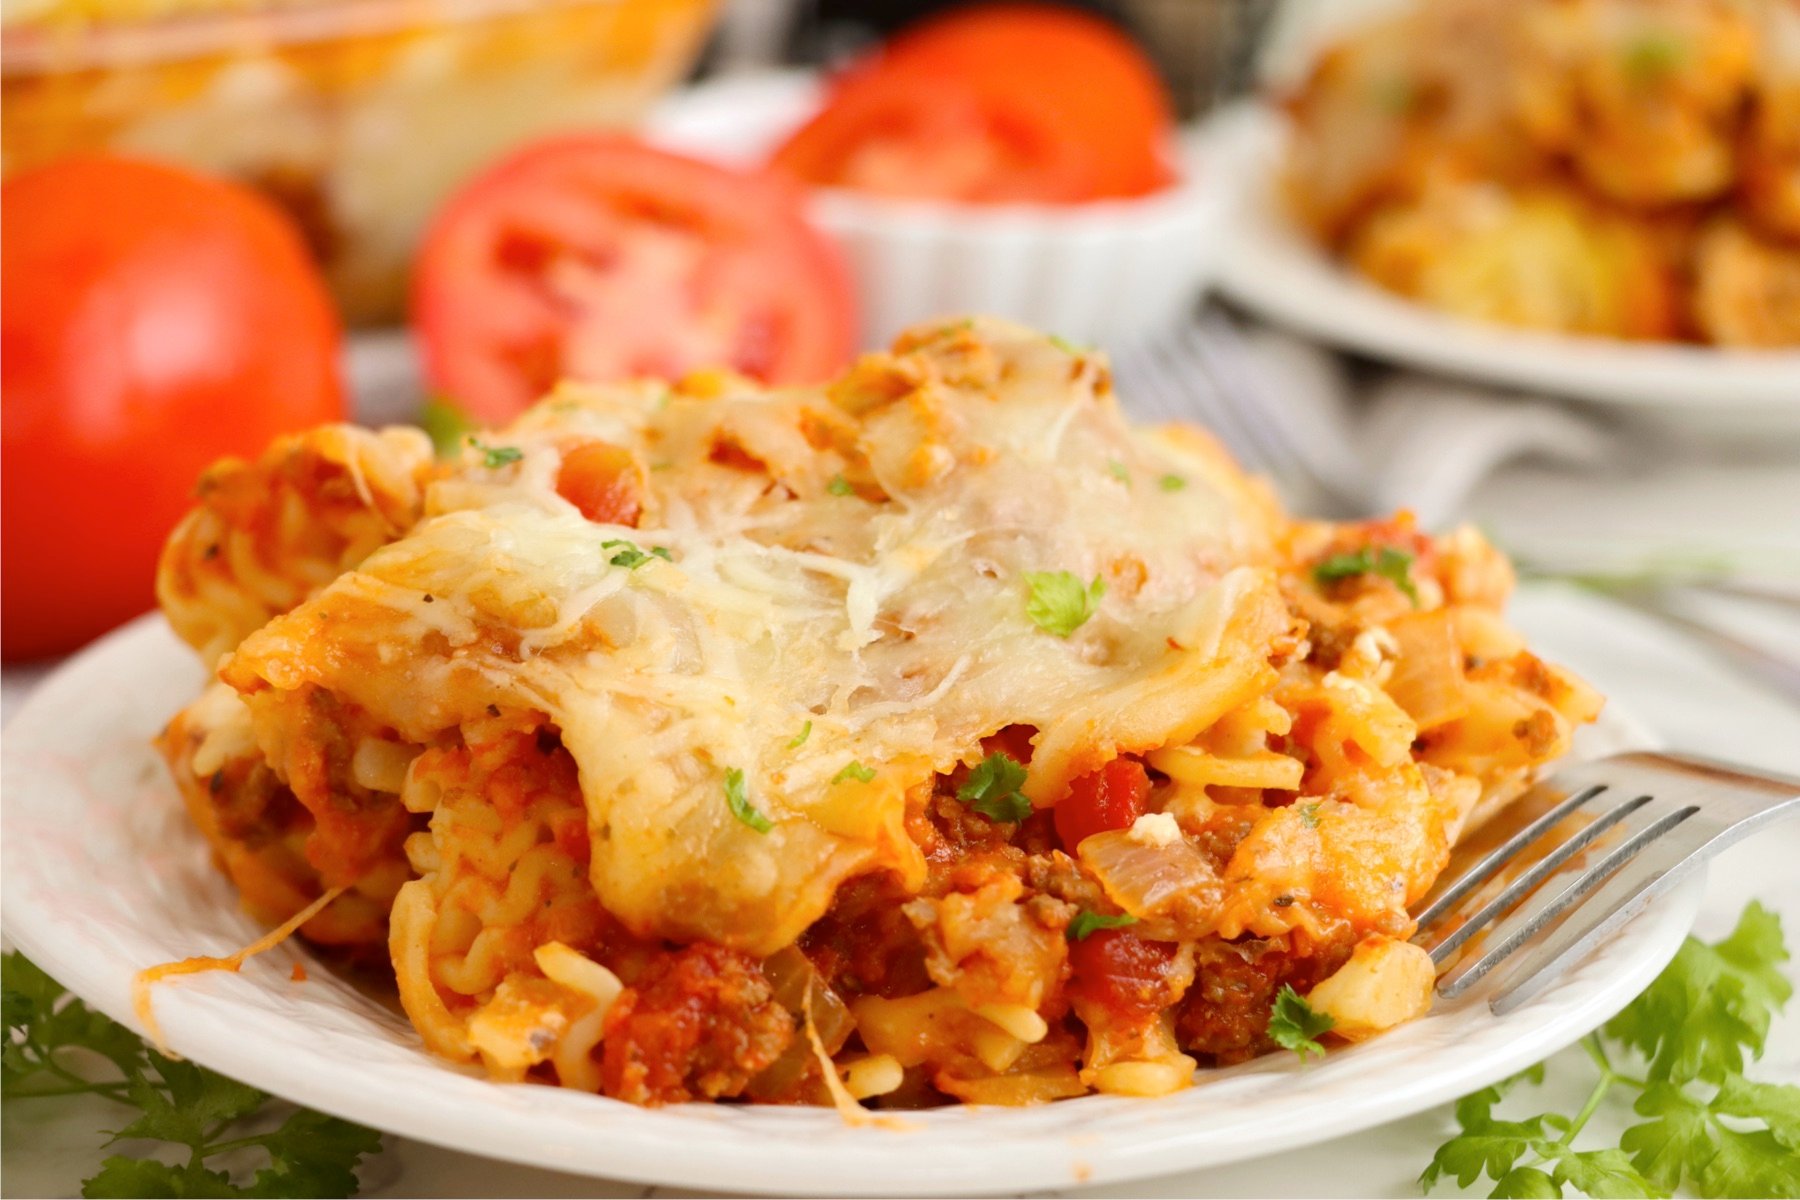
[1412, 751, 1800, 1014]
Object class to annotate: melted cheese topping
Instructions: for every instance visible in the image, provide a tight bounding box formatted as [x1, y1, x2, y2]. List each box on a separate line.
[222, 318, 1289, 954]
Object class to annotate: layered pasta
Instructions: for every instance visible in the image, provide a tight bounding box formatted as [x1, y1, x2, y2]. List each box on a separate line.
[155, 317, 1600, 1109]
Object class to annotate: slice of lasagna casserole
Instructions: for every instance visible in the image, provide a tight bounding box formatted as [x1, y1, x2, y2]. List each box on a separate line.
[153, 317, 1601, 1108]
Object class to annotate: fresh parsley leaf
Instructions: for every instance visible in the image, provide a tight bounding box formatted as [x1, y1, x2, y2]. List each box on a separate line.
[1024, 571, 1105, 638]
[827, 474, 854, 497]
[248, 1108, 385, 1199]
[787, 721, 812, 750]
[1313, 545, 1419, 605]
[1369, 75, 1418, 115]
[1623, 31, 1684, 81]
[1607, 900, 1791, 1085]
[1713, 1074, 1800, 1150]
[724, 767, 772, 834]
[1158, 474, 1187, 492]
[1107, 460, 1130, 483]
[956, 752, 1032, 823]
[1267, 984, 1334, 1060]
[2, 951, 381, 1198]
[417, 398, 474, 458]
[1068, 910, 1139, 941]
[466, 437, 523, 469]
[82, 1156, 220, 1199]
[602, 539, 670, 570]
[833, 760, 876, 784]
[1492, 1167, 1563, 1199]
[1298, 802, 1322, 829]
[1424, 901, 1799, 1200]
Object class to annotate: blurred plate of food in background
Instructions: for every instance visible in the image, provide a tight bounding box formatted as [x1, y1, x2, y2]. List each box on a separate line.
[1210, 0, 1800, 436]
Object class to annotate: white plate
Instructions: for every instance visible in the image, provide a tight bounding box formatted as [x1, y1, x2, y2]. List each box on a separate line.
[0, 612, 1699, 1197]
[1209, 106, 1800, 440]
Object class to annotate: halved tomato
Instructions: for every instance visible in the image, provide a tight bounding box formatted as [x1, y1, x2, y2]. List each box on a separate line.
[413, 135, 857, 423]
[771, 3, 1175, 203]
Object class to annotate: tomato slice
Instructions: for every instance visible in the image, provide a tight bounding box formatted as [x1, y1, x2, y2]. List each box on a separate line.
[413, 136, 857, 424]
[771, 3, 1175, 203]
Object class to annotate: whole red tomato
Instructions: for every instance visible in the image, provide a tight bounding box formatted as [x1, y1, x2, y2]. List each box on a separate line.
[2, 156, 345, 661]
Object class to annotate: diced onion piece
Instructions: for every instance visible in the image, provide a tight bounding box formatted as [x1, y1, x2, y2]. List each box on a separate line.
[1383, 611, 1471, 731]
[1306, 935, 1435, 1040]
[1147, 745, 1304, 790]
[1078, 826, 1222, 921]
[763, 945, 855, 1049]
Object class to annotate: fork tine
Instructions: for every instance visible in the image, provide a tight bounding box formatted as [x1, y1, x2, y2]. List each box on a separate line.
[1484, 831, 1706, 1014]
[1489, 781, 1800, 1011]
[1411, 781, 1611, 932]
[1435, 797, 1701, 997]
[1421, 787, 1655, 967]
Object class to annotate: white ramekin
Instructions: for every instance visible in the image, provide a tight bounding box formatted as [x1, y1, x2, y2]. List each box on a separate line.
[648, 73, 1228, 349]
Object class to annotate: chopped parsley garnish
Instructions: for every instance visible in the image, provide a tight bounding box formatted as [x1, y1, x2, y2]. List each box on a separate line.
[1298, 802, 1321, 829]
[1268, 984, 1335, 1060]
[418, 398, 474, 458]
[1422, 901, 1800, 1199]
[833, 760, 876, 784]
[466, 437, 522, 469]
[1369, 76, 1417, 115]
[1107, 460, 1130, 483]
[1158, 473, 1187, 492]
[1313, 545, 1418, 605]
[1048, 333, 1084, 355]
[827, 474, 854, 497]
[1068, 910, 1140, 941]
[603, 539, 671, 569]
[956, 752, 1032, 823]
[788, 720, 812, 749]
[1024, 571, 1106, 638]
[723, 768, 772, 834]
[2, 951, 382, 1197]
[1623, 30, 1684, 81]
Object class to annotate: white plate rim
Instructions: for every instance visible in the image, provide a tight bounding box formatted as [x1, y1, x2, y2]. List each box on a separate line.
[0, 611, 1700, 1198]
[1207, 104, 1800, 418]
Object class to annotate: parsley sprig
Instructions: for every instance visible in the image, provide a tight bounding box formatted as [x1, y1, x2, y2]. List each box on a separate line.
[602, 539, 672, 569]
[956, 752, 1033, 823]
[465, 437, 522, 469]
[1314, 545, 1419, 605]
[723, 767, 773, 834]
[1422, 901, 1800, 1199]
[1268, 984, 1335, 1060]
[1024, 571, 1105, 638]
[417, 398, 474, 458]
[1068, 910, 1139, 941]
[3, 952, 381, 1197]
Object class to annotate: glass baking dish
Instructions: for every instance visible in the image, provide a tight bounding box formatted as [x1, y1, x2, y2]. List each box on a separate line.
[2, 0, 720, 323]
